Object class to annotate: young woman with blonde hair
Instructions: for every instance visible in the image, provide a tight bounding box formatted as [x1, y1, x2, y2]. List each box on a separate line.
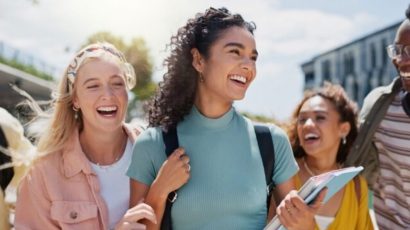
[14, 42, 171, 229]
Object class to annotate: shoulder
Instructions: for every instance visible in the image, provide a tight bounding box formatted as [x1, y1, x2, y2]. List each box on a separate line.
[133, 126, 164, 153]
[360, 79, 399, 120]
[243, 118, 290, 146]
[33, 152, 63, 174]
[21, 152, 62, 192]
[363, 78, 400, 107]
[264, 123, 289, 145]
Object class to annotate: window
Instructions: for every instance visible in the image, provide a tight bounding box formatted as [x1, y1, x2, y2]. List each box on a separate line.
[322, 60, 331, 82]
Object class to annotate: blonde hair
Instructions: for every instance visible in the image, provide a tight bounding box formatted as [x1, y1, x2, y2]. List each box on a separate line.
[34, 42, 136, 156]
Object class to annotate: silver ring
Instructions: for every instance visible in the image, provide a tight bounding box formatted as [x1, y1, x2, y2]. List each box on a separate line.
[187, 164, 191, 172]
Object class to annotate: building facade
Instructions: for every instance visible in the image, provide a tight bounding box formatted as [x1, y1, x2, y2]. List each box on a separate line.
[301, 22, 401, 106]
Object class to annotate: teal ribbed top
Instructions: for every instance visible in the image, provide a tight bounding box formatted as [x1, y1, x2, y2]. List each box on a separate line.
[127, 106, 298, 230]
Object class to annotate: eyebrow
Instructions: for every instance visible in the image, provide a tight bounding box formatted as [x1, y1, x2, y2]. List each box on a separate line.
[82, 78, 99, 86]
[224, 42, 258, 56]
[298, 110, 329, 116]
[81, 75, 123, 86]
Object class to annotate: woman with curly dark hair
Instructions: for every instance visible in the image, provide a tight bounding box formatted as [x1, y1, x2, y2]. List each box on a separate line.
[287, 82, 374, 229]
[127, 7, 322, 230]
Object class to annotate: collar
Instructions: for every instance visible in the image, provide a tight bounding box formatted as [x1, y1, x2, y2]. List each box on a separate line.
[184, 106, 235, 129]
[62, 123, 138, 178]
[384, 77, 403, 94]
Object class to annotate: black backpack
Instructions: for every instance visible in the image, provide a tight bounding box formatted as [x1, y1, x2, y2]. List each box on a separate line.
[160, 124, 275, 230]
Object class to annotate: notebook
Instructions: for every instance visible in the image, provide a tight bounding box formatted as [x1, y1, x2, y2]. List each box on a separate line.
[264, 166, 364, 230]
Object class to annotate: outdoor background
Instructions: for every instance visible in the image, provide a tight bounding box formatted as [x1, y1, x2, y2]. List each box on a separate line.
[1, 0, 408, 121]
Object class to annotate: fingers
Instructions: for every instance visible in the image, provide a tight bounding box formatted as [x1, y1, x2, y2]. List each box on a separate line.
[169, 148, 190, 172]
[124, 203, 157, 224]
[277, 190, 317, 229]
[310, 187, 327, 210]
[117, 221, 147, 230]
[170, 147, 186, 159]
[276, 191, 296, 227]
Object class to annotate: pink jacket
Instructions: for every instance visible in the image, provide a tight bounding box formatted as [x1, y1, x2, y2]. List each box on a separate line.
[14, 124, 140, 230]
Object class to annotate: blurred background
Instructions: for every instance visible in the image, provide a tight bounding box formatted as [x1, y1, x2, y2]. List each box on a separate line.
[0, 0, 408, 123]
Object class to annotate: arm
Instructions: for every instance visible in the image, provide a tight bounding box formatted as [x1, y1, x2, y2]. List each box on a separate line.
[129, 148, 190, 230]
[14, 167, 59, 230]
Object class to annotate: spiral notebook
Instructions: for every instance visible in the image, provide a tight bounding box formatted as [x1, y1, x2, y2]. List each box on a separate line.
[264, 166, 364, 230]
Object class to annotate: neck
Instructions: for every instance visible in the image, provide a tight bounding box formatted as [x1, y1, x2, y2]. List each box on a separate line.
[79, 126, 127, 165]
[303, 156, 340, 176]
[194, 94, 232, 118]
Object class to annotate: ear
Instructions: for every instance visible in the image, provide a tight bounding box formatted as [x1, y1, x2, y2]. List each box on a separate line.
[72, 96, 80, 110]
[191, 48, 204, 73]
[339, 121, 351, 138]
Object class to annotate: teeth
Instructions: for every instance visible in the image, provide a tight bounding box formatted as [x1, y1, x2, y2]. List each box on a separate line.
[97, 106, 117, 112]
[400, 72, 410, 77]
[305, 133, 319, 139]
[229, 75, 247, 83]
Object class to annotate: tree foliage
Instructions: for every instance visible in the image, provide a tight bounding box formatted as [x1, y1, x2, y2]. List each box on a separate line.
[83, 32, 156, 101]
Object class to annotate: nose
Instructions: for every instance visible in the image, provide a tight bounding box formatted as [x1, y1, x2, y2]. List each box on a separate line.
[303, 118, 315, 127]
[101, 85, 114, 99]
[240, 57, 256, 74]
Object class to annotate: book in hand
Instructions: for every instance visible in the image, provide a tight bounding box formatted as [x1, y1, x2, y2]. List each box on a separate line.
[264, 166, 364, 230]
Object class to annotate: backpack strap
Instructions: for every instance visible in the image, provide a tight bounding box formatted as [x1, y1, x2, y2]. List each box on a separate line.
[254, 124, 275, 213]
[353, 175, 361, 204]
[161, 127, 179, 230]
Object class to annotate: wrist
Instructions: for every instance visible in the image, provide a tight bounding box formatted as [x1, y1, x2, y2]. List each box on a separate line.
[149, 180, 170, 201]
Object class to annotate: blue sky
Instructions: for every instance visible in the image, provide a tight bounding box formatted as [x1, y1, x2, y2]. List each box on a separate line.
[0, 0, 408, 121]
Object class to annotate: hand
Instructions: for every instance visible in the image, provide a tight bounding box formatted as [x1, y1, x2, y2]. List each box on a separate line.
[153, 147, 191, 195]
[115, 202, 157, 230]
[277, 188, 327, 230]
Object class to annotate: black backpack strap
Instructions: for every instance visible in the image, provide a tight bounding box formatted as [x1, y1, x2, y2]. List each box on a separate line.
[161, 127, 179, 230]
[254, 124, 275, 213]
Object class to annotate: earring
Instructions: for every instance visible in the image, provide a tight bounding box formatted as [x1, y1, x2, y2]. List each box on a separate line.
[342, 136, 347, 145]
[72, 106, 79, 120]
[199, 73, 204, 82]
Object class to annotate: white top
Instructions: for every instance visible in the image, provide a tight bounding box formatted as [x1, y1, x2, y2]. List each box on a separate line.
[90, 139, 133, 230]
[315, 215, 335, 230]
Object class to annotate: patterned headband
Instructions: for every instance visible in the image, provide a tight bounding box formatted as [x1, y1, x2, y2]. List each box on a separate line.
[66, 44, 127, 82]
[65, 43, 136, 92]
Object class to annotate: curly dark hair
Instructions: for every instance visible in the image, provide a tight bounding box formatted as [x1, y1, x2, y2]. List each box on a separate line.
[287, 82, 358, 164]
[147, 7, 256, 130]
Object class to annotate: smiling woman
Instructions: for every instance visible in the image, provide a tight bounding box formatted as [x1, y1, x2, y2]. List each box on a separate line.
[126, 7, 323, 230]
[14, 42, 159, 230]
[286, 82, 374, 230]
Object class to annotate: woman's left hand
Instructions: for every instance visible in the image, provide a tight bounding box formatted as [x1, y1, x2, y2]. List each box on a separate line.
[115, 202, 157, 230]
[276, 189, 326, 230]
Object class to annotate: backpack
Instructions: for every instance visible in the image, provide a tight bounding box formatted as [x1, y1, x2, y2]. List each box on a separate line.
[160, 124, 275, 230]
